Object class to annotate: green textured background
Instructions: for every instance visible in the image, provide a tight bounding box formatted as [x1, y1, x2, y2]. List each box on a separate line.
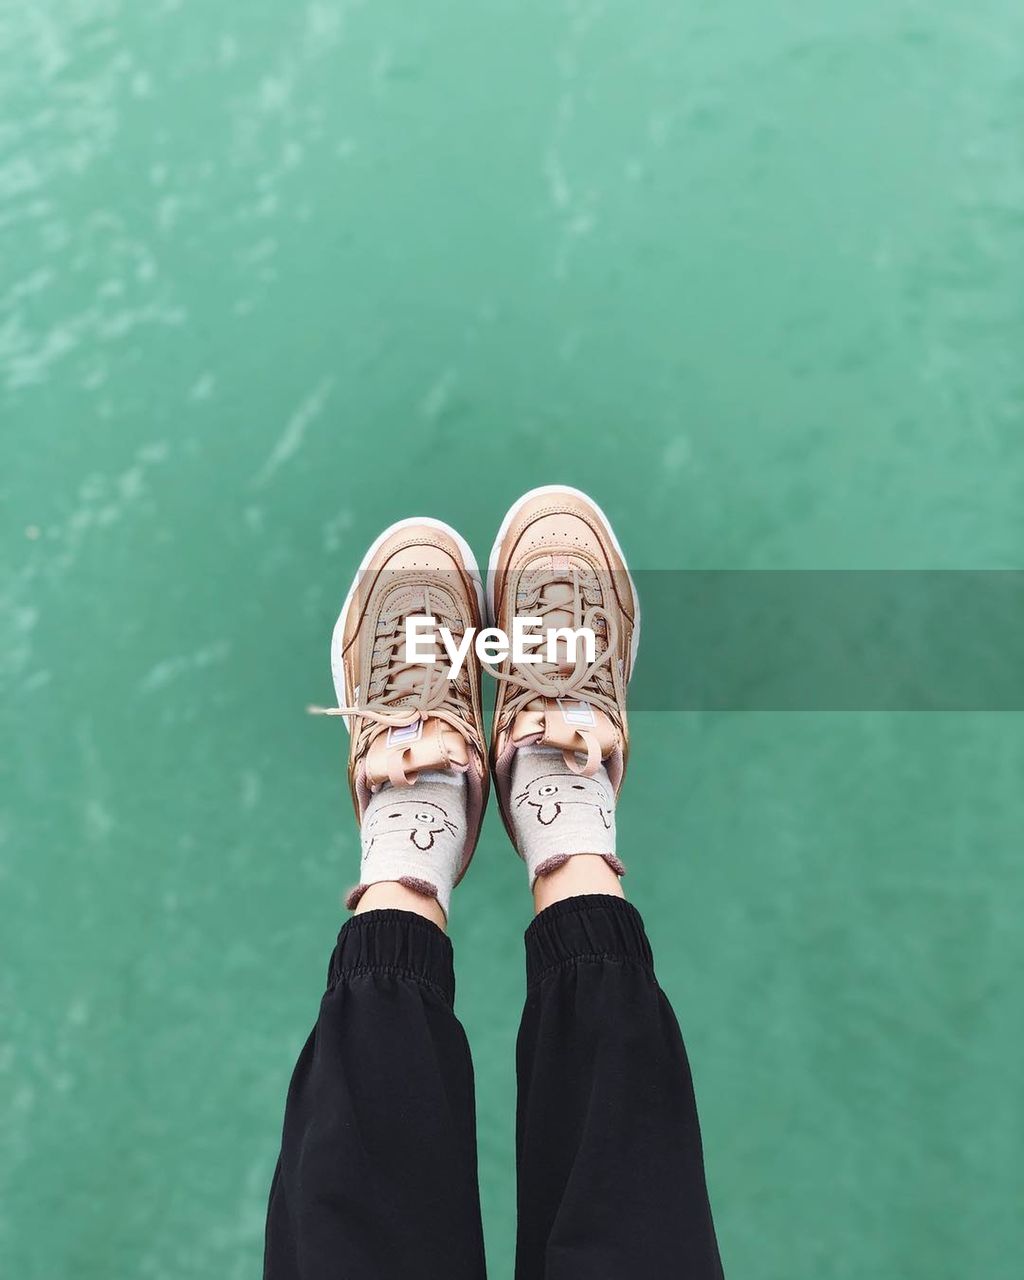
[3, 2, 1023, 1276]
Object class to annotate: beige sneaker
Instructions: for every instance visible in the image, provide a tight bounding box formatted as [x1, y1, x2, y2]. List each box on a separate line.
[311, 517, 489, 909]
[486, 485, 640, 844]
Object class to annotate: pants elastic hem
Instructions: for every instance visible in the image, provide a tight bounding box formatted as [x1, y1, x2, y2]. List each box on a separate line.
[328, 909, 455, 1006]
[524, 893, 654, 988]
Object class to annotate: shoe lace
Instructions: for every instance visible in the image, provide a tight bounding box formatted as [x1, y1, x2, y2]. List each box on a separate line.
[486, 566, 621, 772]
[309, 587, 478, 760]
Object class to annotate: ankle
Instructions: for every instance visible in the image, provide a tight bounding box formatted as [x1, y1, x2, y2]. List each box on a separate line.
[355, 882, 447, 930]
[532, 854, 625, 914]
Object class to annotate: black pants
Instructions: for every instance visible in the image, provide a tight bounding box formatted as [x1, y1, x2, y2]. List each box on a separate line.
[264, 895, 723, 1279]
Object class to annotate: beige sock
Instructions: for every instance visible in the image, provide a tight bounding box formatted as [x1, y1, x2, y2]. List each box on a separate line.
[348, 771, 467, 918]
[508, 747, 624, 887]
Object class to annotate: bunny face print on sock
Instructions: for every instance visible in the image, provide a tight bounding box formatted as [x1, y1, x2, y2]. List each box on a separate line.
[363, 799, 458, 852]
[507, 751, 621, 887]
[513, 772, 614, 829]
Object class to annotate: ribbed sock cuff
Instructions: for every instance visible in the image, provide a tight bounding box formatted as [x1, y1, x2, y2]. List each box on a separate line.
[328, 909, 455, 1006]
[524, 894, 654, 989]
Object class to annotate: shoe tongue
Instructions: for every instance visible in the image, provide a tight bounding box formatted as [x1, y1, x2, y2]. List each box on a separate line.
[523, 557, 576, 643]
[364, 716, 470, 788]
[519, 556, 608, 671]
[365, 581, 462, 747]
[511, 696, 617, 760]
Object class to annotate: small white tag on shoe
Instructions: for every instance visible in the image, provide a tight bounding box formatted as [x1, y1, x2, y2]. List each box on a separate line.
[387, 719, 423, 749]
[557, 699, 596, 727]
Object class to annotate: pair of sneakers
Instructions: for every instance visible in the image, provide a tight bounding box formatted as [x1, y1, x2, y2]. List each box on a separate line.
[312, 485, 640, 919]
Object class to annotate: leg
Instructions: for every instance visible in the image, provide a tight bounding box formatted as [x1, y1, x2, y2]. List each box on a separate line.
[515, 889, 723, 1280]
[485, 487, 722, 1275]
[266, 516, 494, 1275]
[264, 909, 486, 1280]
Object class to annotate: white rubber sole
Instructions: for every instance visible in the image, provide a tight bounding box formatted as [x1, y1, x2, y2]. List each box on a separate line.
[330, 516, 485, 732]
[484, 483, 641, 676]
